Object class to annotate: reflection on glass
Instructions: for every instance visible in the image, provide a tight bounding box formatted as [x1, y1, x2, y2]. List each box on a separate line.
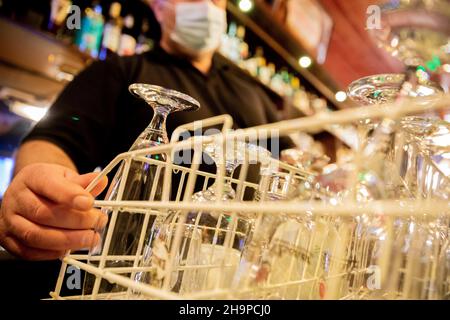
[82, 84, 200, 298]
[346, 58, 449, 298]
[135, 141, 271, 295]
[368, 0, 450, 68]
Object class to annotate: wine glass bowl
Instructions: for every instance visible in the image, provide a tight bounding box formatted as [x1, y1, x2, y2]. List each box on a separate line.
[280, 148, 330, 174]
[345, 68, 449, 299]
[347, 73, 441, 105]
[129, 84, 201, 114]
[83, 84, 200, 297]
[368, 0, 450, 67]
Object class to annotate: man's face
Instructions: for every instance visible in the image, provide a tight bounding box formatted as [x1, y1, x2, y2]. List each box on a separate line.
[151, 0, 227, 57]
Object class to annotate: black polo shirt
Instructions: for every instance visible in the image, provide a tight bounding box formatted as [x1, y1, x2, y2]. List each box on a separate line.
[11, 47, 295, 299]
[24, 46, 292, 173]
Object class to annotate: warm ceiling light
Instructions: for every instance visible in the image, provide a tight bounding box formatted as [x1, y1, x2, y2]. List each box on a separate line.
[238, 0, 253, 12]
[10, 102, 49, 122]
[443, 64, 450, 73]
[335, 91, 347, 102]
[298, 56, 312, 68]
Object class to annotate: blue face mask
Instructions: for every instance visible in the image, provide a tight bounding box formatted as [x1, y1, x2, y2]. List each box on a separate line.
[170, 1, 227, 53]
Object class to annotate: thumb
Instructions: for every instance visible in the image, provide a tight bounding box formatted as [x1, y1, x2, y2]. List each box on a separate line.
[69, 172, 109, 197]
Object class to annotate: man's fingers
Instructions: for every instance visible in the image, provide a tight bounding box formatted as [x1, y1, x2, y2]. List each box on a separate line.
[1, 235, 65, 261]
[70, 173, 108, 197]
[13, 189, 108, 230]
[20, 164, 94, 210]
[90, 176, 108, 197]
[7, 214, 101, 251]
[37, 207, 108, 230]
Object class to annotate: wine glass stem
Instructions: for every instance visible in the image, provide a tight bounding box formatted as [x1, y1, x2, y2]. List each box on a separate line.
[218, 166, 235, 191]
[150, 106, 170, 133]
[225, 165, 235, 179]
[131, 106, 170, 150]
[209, 165, 236, 196]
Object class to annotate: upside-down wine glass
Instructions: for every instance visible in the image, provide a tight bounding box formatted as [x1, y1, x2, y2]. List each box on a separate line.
[82, 84, 200, 298]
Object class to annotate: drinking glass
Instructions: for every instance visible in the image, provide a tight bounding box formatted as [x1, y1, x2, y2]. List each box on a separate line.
[280, 149, 330, 174]
[135, 141, 271, 295]
[82, 84, 200, 298]
[347, 73, 449, 300]
[368, 0, 450, 68]
[234, 159, 319, 299]
[331, 0, 450, 298]
[365, 0, 449, 128]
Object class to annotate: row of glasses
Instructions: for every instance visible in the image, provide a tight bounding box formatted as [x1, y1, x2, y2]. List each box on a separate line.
[278, 112, 446, 299]
[80, 82, 448, 299]
[342, 110, 449, 299]
[233, 149, 344, 299]
[346, 1, 450, 291]
[278, 120, 449, 300]
[234, 171, 304, 298]
[135, 139, 276, 296]
[234, 140, 389, 300]
[279, 149, 389, 299]
[377, 119, 450, 300]
[393, 117, 450, 200]
[348, 123, 449, 298]
[372, 2, 450, 297]
[79, 82, 325, 299]
[364, 126, 450, 300]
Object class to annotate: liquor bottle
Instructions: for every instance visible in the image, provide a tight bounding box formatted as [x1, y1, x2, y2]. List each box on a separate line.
[219, 22, 232, 58]
[244, 46, 264, 77]
[47, 0, 72, 37]
[236, 25, 249, 62]
[228, 22, 238, 51]
[270, 70, 285, 96]
[291, 78, 313, 115]
[99, 2, 122, 60]
[258, 59, 274, 85]
[75, 3, 104, 58]
[228, 22, 241, 62]
[118, 15, 136, 56]
[281, 70, 293, 96]
[136, 18, 154, 54]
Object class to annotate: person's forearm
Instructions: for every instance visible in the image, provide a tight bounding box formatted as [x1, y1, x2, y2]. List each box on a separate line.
[14, 140, 77, 176]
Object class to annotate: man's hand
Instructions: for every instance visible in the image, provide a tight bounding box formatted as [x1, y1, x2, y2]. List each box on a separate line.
[0, 163, 108, 260]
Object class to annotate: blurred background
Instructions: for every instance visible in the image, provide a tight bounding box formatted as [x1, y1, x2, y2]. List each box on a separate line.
[0, 0, 448, 199]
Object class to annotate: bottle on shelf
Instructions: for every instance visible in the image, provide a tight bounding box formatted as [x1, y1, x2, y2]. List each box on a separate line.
[118, 14, 137, 56]
[47, 0, 72, 38]
[219, 21, 237, 60]
[236, 25, 249, 63]
[99, 2, 122, 60]
[243, 46, 264, 77]
[281, 69, 293, 97]
[291, 76, 301, 93]
[270, 71, 285, 96]
[219, 22, 249, 64]
[258, 59, 275, 85]
[136, 18, 154, 54]
[74, 2, 104, 58]
[218, 20, 323, 109]
[291, 77, 313, 115]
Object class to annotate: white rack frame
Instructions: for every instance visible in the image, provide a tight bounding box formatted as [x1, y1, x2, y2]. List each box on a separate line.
[50, 94, 450, 300]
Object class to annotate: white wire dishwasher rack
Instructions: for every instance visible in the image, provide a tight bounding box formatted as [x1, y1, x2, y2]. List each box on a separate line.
[50, 94, 450, 300]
